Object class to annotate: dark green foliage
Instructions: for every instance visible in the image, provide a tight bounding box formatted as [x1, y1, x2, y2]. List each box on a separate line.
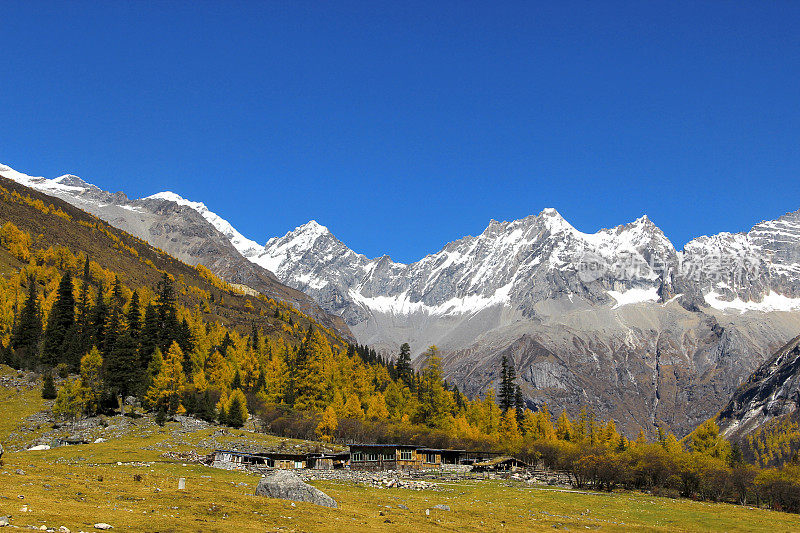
[90, 289, 108, 353]
[155, 273, 181, 352]
[41, 273, 76, 367]
[199, 390, 216, 422]
[11, 277, 42, 368]
[250, 321, 260, 350]
[226, 392, 247, 428]
[395, 342, 413, 387]
[105, 332, 143, 400]
[515, 384, 525, 425]
[102, 278, 125, 356]
[231, 369, 242, 391]
[219, 331, 232, 356]
[499, 355, 517, 412]
[139, 303, 159, 365]
[254, 369, 266, 393]
[155, 408, 167, 426]
[127, 290, 141, 338]
[41, 372, 57, 399]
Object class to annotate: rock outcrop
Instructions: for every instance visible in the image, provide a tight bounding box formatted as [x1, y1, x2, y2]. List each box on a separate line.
[254, 470, 337, 508]
[718, 334, 800, 440]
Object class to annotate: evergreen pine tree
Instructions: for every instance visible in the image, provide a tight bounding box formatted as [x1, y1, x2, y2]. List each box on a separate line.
[395, 342, 413, 387]
[102, 278, 125, 356]
[231, 369, 243, 391]
[155, 273, 180, 351]
[250, 322, 260, 351]
[139, 303, 159, 365]
[127, 290, 141, 339]
[11, 277, 42, 368]
[498, 355, 517, 412]
[226, 389, 248, 428]
[42, 273, 76, 367]
[105, 332, 143, 408]
[254, 369, 266, 393]
[42, 372, 57, 399]
[89, 288, 108, 354]
[199, 389, 216, 422]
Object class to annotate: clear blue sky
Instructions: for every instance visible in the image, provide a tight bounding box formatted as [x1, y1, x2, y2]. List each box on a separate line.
[2, 1, 798, 263]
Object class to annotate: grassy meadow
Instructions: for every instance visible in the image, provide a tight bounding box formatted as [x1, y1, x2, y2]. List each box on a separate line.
[1, 367, 799, 532]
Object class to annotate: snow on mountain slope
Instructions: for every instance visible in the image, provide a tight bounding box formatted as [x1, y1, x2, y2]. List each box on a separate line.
[0, 163, 353, 338]
[145, 191, 263, 257]
[5, 160, 800, 437]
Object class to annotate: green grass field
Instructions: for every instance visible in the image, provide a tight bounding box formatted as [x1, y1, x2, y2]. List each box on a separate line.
[2, 368, 799, 532]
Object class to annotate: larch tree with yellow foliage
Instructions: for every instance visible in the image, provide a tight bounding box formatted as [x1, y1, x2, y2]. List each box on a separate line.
[146, 341, 187, 415]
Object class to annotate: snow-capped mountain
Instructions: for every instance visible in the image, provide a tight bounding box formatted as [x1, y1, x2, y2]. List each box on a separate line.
[4, 160, 800, 437]
[0, 163, 351, 337]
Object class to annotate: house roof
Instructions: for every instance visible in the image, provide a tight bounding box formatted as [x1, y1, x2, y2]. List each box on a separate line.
[349, 443, 419, 449]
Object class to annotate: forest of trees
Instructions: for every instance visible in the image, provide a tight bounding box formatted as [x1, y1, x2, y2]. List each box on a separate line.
[1, 214, 800, 514]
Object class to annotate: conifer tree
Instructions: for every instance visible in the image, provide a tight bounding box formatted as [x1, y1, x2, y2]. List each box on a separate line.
[414, 346, 453, 429]
[226, 388, 248, 428]
[41, 372, 57, 399]
[102, 278, 125, 356]
[79, 347, 104, 416]
[11, 277, 42, 368]
[155, 273, 180, 351]
[198, 389, 216, 422]
[395, 342, 413, 386]
[556, 410, 573, 441]
[139, 304, 159, 365]
[127, 290, 141, 339]
[90, 288, 108, 354]
[42, 273, 76, 367]
[231, 369, 243, 391]
[105, 332, 143, 409]
[146, 341, 186, 415]
[317, 404, 338, 442]
[498, 355, 517, 412]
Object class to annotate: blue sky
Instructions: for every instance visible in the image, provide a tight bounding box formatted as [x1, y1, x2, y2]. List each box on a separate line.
[2, 1, 798, 263]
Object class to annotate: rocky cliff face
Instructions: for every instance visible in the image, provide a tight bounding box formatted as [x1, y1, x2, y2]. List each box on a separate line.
[718, 334, 800, 441]
[5, 161, 800, 437]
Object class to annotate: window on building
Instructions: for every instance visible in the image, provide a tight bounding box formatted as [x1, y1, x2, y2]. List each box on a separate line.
[400, 450, 413, 461]
[351, 452, 364, 462]
[426, 453, 437, 464]
[382, 451, 396, 461]
[366, 452, 379, 462]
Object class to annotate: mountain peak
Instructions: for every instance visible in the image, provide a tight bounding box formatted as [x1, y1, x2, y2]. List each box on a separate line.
[146, 191, 195, 205]
[295, 220, 331, 238]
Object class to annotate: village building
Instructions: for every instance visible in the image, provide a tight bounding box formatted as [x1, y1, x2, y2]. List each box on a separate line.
[348, 444, 421, 471]
[471, 456, 530, 472]
[348, 444, 466, 470]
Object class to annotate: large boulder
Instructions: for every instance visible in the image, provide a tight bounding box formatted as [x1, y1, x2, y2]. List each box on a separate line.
[254, 470, 337, 508]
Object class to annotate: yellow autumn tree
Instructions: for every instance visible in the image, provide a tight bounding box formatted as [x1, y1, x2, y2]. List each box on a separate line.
[317, 404, 338, 442]
[146, 341, 187, 414]
[366, 392, 390, 420]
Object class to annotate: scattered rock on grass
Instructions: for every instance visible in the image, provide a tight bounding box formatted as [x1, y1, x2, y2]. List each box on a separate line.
[94, 523, 113, 530]
[432, 504, 450, 511]
[255, 470, 337, 508]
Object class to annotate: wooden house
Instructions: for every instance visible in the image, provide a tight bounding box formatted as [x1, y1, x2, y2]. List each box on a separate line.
[348, 444, 422, 471]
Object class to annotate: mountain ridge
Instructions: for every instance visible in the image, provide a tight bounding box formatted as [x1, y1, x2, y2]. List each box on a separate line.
[3, 161, 800, 437]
